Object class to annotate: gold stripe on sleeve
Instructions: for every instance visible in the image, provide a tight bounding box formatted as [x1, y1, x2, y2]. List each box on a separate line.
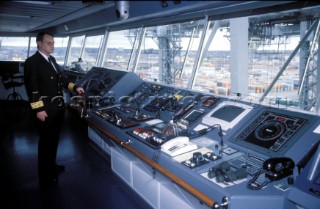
[30, 101, 44, 109]
[68, 83, 75, 91]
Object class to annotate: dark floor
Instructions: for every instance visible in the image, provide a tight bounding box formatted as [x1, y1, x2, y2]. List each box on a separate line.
[0, 100, 152, 209]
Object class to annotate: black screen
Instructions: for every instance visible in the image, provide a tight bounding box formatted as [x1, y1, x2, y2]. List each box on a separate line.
[185, 110, 204, 123]
[211, 105, 245, 122]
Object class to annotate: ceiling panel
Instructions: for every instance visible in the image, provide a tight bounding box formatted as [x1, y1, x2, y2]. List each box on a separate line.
[0, 1, 112, 33]
[0, 1, 320, 36]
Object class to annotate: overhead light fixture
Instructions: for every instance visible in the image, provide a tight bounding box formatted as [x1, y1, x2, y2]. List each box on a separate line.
[16, 1, 53, 5]
[64, 24, 69, 31]
[115, 1, 129, 21]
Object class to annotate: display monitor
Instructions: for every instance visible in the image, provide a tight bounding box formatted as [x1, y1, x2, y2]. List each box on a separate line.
[235, 111, 307, 152]
[228, 108, 320, 156]
[202, 101, 253, 131]
[210, 105, 245, 122]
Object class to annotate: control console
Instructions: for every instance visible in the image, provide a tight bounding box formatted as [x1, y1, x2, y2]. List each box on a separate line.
[78, 67, 320, 209]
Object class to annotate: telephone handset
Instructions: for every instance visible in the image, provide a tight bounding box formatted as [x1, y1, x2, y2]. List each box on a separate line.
[161, 136, 198, 157]
[263, 157, 295, 181]
[247, 157, 295, 190]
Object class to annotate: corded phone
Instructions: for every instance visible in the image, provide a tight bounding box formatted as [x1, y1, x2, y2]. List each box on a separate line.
[263, 157, 295, 181]
[161, 136, 198, 157]
[247, 157, 295, 190]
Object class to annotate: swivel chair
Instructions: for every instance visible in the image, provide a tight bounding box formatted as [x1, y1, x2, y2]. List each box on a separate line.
[1, 73, 24, 100]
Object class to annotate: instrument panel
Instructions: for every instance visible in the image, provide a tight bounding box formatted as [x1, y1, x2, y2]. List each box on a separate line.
[230, 108, 318, 157]
[236, 111, 307, 152]
[77, 67, 320, 209]
[78, 67, 320, 158]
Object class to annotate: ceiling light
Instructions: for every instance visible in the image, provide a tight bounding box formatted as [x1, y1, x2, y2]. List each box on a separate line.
[16, 1, 53, 5]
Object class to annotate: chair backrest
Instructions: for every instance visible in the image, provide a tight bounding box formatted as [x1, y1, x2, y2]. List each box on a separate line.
[1, 74, 10, 89]
[0, 61, 23, 89]
[1, 73, 24, 90]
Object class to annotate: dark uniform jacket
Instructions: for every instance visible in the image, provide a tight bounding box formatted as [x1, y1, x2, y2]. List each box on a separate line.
[24, 51, 78, 116]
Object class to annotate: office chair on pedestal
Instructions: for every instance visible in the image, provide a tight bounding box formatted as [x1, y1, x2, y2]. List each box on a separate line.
[1, 73, 24, 100]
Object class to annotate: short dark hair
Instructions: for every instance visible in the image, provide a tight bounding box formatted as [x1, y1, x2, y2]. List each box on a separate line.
[36, 31, 54, 42]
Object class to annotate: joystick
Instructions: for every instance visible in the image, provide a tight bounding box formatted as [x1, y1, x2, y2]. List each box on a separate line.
[193, 152, 204, 165]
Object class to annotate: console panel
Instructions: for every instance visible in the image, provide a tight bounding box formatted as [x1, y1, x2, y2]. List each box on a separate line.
[77, 67, 320, 209]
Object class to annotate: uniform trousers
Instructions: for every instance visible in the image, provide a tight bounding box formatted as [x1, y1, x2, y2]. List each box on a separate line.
[36, 110, 64, 180]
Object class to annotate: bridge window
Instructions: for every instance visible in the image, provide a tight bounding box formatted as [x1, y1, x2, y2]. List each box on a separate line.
[27, 36, 69, 65]
[194, 22, 231, 95]
[0, 37, 29, 61]
[82, 35, 103, 71]
[102, 30, 138, 71]
[135, 19, 205, 86]
[67, 35, 85, 66]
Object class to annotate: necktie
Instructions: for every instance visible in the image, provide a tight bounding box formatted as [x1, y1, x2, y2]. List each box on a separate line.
[48, 56, 58, 73]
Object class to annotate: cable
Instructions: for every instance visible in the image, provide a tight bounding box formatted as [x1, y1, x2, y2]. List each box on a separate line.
[190, 124, 224, 146]
[246, 169, 271, 190]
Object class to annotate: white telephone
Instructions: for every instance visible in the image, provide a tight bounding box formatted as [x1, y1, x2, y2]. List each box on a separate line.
[161, 136, 198, 157]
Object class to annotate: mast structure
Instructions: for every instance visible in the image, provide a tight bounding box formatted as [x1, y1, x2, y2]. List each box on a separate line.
[299, 20, 320, 111]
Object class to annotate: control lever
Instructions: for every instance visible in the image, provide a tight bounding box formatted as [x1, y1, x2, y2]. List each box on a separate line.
[191, 124, 224, 147]
[80, 93, 88, 118]
[162, 96, 177, 110]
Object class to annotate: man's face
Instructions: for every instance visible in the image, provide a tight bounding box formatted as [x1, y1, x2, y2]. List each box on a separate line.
[37, 34, 54, 56]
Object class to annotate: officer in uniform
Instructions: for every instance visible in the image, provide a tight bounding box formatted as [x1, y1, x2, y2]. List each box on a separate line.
[24, 31, 84, 186]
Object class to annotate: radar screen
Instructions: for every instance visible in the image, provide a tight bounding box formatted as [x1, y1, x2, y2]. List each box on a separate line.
[235, 111, 307, 152]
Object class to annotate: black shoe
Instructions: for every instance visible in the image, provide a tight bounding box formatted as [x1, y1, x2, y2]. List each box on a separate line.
[39, 176, 59, 187]
[55, 164, 65, 173]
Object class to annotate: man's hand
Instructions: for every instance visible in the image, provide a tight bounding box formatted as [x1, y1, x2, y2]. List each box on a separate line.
[76, 87, 85, 94]
[37, 111, 48, 121]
